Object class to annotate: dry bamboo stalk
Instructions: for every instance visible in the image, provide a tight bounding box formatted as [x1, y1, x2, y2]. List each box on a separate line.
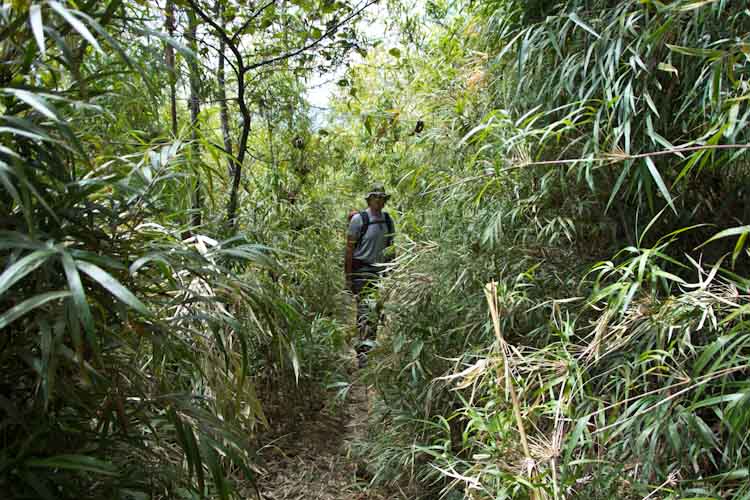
[484, 281, 539, 500]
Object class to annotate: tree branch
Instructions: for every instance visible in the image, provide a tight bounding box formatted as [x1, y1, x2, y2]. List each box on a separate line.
[231, 0, 278, 44]
[184, 0, 245, 74]
[244, 0, 379, 72]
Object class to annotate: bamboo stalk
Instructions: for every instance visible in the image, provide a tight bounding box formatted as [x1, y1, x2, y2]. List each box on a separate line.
[484, 281, 539, 500]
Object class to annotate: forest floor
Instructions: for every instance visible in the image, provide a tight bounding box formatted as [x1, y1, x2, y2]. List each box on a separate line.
[256, 353, 405, 500]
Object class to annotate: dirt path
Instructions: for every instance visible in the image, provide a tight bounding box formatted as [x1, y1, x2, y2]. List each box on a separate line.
[257, 375, 390, 500]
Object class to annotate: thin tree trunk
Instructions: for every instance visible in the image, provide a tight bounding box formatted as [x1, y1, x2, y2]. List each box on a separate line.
[216, 0, 234, 177]
[227, 120, 250, 229]
[184, 0, 250, 230]
[187, 9, 202, 228]
[165, 0, 178, 136]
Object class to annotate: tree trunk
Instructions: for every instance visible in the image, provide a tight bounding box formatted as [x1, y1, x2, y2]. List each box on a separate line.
[227, 120, 250, 230]
[216, 0, 233, 177]
[184, 0, 249, 230]
[187, 9, 202, 228]
[165, 0, 178, 137]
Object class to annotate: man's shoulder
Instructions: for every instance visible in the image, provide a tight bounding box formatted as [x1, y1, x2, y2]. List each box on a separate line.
[348, 212, 365, 231]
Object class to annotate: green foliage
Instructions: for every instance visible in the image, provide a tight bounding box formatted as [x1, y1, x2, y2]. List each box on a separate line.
[0, 2, 335, 498]
[321, 0, 750, 498]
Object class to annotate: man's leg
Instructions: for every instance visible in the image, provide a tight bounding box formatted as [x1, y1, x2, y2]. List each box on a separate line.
[352, 267, 379, 367]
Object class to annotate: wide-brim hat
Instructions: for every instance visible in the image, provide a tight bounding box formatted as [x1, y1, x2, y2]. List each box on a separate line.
[365, 182, 391, 200]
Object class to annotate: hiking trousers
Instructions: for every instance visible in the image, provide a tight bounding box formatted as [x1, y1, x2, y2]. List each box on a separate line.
[351, 260, 383, 355]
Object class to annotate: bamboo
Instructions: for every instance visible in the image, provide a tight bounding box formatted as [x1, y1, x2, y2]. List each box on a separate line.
[484, 281, 539, 500]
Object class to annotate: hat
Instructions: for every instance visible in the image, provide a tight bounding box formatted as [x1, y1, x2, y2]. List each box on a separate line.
[365, 182, 391, 200]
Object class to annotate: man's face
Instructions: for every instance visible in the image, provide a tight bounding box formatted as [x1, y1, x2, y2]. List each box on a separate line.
[368, 195, 386, 210]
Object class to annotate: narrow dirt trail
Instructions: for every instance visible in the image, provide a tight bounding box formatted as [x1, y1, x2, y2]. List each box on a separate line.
[257, 374, 391, 500]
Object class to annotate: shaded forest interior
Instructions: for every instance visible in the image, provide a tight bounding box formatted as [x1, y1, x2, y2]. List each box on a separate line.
[1, 1, 750, 499]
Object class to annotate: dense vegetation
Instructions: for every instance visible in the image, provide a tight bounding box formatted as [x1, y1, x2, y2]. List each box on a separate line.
[1, 0, 749, 499]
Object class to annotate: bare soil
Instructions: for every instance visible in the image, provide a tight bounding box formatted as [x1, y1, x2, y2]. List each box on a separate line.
[256, 368, 405, 500]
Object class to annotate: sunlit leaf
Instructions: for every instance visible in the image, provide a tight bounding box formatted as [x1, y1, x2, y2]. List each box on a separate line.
[76, 261, 150, 316]
[29, 5, 45, 57]
[48, 1, 104, 55]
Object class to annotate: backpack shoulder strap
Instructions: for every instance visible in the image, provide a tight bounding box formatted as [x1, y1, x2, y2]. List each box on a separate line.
[358, 210, 370, 242]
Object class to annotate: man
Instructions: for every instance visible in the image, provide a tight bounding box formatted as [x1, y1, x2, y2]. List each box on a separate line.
[345, 182, 396, 368]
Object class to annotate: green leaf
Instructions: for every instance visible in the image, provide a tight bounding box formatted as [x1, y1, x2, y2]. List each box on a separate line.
[29, 5, 45, 57]
[389, 47, 401, 58]
[644, 157, 676, 214]
[0, 126, 58, 143]
[666, 44, 724, 59]
[458, 117, 494, 147]
[697, 225, 750, 249]
[48, 1, 104, 55]
[0, 249, 57, 297]
[202, 443, 230, 500]
[657, 62, 679, 76]
[1, 88, 59, 121]
[644, 92, 660, 117]
[61, 253, 95, 337]
[676, 0, 720, 11]
[25, 454, 118, 476]
[0, 162, 22, 208]
[0, 291, 71, 330]
[569, 13, 600, 39]
[724, 103, 740, 137]
[75, 261, 150, 316]
[564, 416, 590, 463]
[732, 231, 747, 268]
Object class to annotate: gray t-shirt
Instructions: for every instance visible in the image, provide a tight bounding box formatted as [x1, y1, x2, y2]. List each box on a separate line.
[348, 208, 394, 265]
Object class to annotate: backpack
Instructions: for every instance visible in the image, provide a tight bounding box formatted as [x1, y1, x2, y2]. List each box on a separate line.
[348, 210, 394, 249]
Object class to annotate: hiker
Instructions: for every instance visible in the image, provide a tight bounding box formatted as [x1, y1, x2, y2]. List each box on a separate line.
[345, 182, 396, 368]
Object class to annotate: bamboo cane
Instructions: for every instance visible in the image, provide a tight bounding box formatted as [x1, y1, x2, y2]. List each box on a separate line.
[484, 281, 540, 500]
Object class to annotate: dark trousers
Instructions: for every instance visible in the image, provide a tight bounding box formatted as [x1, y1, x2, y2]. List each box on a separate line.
[351, 260, 382, 354]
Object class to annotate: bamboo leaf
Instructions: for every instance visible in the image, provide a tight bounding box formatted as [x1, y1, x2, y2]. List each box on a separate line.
[676, 0, 720, 11]
[644, 157, 676, 214]
[666, 44, 724, 59]
[458, 117, 494, 147]
[25, 454, 118, 476]
[0, 249, 57, 297]
[61, 252, 95, 337]
[732, 231, 747, 268]
[569, 12, 600, 39]
[29, 5, 45, 57]
[1, 88, 59, 121]
[724, 103, 740, 137]
[657, 62, 679, 76]
[0, 291, 71, 330]
[697, 225, 750, 249]
[75, 261, 150, 316]
[48, 1, 104, 55]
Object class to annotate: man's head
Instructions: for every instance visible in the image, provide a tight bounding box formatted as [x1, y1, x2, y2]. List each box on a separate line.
[365, 182, 390, 210]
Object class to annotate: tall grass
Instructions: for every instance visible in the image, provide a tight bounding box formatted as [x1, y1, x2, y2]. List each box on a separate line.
[325, 0, 750, 498]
